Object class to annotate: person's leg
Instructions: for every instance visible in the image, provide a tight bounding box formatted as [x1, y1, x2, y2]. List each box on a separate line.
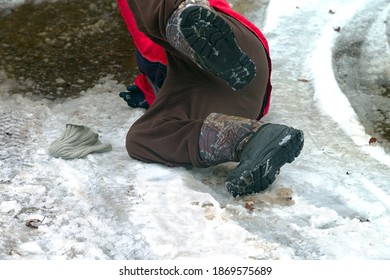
[126, 6, 270, 167]
[125, 60, 264, 168]
[127, 0, 256, 90]
[166, 1, 255, 90]
[199, 113, 304, 196]
[125, 0, 304, 196]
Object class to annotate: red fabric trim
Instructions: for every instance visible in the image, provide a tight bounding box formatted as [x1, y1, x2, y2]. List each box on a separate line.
[116, 0, 167, 65]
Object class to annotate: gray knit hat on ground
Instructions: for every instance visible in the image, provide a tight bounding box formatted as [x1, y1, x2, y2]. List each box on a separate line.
[49, 124, 112, 159]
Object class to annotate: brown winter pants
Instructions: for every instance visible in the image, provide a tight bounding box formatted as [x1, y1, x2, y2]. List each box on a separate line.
[125, 0, 269, 167]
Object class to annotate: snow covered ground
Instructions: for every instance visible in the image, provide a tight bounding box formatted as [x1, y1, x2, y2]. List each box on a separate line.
[1, 0, 390, 260]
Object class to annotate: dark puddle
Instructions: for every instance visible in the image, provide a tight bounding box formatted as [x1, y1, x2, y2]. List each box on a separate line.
[0, 0, 138, 100]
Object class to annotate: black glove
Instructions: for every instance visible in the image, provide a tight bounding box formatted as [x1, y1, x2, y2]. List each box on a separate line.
[119, 85, 150, 109]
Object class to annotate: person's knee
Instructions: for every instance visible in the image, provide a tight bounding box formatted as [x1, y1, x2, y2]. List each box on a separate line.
[125, 124, 163, 165]
[125, 126, 140, 158]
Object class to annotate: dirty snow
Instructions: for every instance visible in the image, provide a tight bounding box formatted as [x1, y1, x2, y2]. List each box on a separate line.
[1, 0, 390, 261]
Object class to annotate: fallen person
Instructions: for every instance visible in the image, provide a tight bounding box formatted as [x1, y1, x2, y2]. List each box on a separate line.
[118, 0, 304, 197]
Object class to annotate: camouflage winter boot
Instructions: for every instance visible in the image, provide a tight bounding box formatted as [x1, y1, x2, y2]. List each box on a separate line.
[199, 113, 304, 197]
[166, 0, 256, 90]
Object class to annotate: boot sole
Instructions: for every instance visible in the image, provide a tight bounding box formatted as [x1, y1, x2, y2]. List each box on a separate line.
[226, 124, 304, 197]
[180, 6, 256, 90]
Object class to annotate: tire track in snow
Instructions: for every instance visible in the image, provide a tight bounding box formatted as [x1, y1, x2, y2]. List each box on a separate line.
[333, 0, 390, 150]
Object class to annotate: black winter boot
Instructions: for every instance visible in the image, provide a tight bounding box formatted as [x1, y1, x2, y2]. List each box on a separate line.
[226, 123, 304, 197]
[166, 0, 256, 90]
[199, 113, 304, 197]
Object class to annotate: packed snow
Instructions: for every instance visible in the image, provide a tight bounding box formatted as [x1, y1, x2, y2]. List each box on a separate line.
[1, 0, 390, 260]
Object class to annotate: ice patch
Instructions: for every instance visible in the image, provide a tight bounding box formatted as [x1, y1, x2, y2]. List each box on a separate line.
[1, 0, 390, 261]
[19, 242, 44, 254]
[0, 200, 21, 213]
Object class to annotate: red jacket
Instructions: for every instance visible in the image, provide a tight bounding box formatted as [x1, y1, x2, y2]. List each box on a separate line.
[117, 0, 272, 118]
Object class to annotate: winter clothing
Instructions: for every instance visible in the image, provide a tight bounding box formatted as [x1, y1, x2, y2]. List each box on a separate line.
[116, 0, 271, 117]
[116, 0, 167, 65]
[135, 50, 166, 91]
[225, 123, 304, 196]
[199, 113, 261, 165]
[49, 124, 112, 159]
[166, 1, 256, 90]
[199, 113, 304, 196]
[119, 85, 150, 109]
[125, 0, 270, 165]
[117, 0, 167, 106]
[122, 0, 304, 196]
